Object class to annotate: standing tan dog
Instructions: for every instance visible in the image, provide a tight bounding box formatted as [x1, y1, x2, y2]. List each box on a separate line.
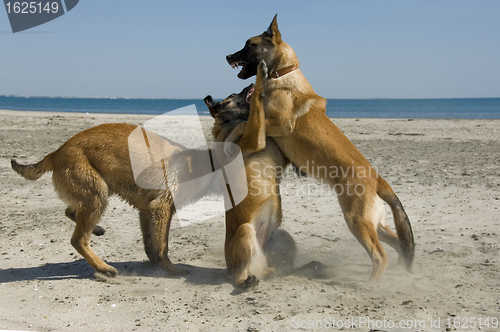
[205, 84, 295, 288]
[11, 123, 198, 277]
[226, 15, 414, 282]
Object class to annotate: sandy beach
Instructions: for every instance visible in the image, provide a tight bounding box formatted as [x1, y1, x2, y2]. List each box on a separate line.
[1, 109, 499, 331]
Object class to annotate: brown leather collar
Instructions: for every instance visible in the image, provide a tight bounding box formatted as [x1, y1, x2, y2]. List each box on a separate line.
[268, 65, 298, 79]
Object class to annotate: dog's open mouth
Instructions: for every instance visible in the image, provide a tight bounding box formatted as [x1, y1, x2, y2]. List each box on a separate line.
[231, 61, 246, 76]
[246, 87, 254, 103]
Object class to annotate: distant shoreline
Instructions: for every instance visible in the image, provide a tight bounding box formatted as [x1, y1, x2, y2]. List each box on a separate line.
[1, 96, 500, 119]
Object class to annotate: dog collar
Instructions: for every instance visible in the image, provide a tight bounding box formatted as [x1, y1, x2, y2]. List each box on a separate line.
[268, 65, 298, 79]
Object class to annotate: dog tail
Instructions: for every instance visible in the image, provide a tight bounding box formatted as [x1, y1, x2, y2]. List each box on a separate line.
[377, 176, 415, 271]
[11, 152, 55, 181]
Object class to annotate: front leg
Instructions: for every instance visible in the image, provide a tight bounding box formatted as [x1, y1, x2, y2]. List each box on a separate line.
[224, 122, 247, 155]
[230, 60, 269, 154]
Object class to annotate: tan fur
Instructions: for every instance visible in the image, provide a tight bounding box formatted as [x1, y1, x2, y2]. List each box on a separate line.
[227, 16, 414, 282]
[206, 81, 294, 288]
[11, 123, 193, 277]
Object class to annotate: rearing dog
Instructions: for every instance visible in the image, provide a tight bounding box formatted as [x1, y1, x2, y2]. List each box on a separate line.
[226, 15, 415, 282]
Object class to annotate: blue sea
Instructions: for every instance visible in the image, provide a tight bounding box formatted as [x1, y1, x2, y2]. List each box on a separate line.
[1, 95, 500, 119]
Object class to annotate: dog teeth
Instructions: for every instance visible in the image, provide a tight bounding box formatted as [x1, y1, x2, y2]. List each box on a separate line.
[231, 62, 245, 69]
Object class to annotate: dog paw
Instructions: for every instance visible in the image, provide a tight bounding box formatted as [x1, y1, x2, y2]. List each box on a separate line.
[92, 225, 106, 236]
[94, 271, 120, 283]
[158, 259, 190, 276]
[95, 266, 118, 278]
[258, 60, 268, 78]
[144, 249, 161, 264]
[241, 275, 259, 288]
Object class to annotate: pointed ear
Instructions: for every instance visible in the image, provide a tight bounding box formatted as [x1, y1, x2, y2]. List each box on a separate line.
[204, 95, 219, 117]
[204, 95, 215, 109]
[265, 14, 281, 43]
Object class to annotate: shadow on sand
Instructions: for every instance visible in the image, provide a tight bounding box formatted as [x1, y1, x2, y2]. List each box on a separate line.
[0, 259, 233, 285]
[0, 259, 330, 295]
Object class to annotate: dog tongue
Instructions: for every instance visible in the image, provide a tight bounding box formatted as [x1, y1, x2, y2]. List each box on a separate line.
[246, 87, 254, 102]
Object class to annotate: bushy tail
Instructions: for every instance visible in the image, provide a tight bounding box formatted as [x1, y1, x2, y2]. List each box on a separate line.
[377, 177, 415, 271]
[11, 152, 54, 180]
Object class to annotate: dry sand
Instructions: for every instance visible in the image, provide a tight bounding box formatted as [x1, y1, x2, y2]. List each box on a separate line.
[0, 109, 499, 331]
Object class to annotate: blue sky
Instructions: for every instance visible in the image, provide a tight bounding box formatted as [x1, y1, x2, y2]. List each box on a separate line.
[1, 0, 499, 99]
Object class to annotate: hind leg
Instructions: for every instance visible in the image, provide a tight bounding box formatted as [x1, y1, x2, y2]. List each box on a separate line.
[378, 223, 410, 267]
[71, 203, 117, 277]
[53, 158, 115, 276]
[347, 217, 388, 282]
[149, 200, 189, 275]
[373, 196, 408, 266]
[340, 195, 388, 282]
[378, 224, 401, 254]
[369, 199, 402, 255]
[66, 207, 105, 236]
[226, 223, 265, 288]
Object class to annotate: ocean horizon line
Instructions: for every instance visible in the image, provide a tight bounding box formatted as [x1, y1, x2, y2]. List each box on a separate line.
[1, 94, 500, 101]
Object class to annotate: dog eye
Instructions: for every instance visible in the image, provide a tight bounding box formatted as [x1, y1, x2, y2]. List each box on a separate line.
[245, 42, 256, 49]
